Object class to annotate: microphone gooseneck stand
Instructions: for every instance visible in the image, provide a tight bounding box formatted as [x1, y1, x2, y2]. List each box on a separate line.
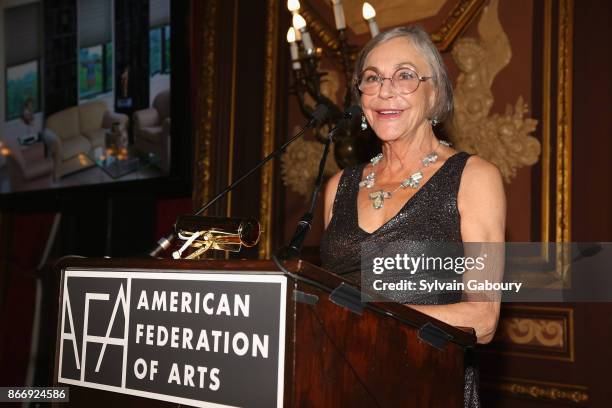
[148, 104, 330, 257]
[275, 134, 332, 260]
[276, 105, 361, 261]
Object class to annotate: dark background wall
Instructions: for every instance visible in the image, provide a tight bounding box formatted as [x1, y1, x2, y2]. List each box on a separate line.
[479, 1, 612, 406]
[114, 0, 150, 118]
[43, 0, 78, 115]
[567, 1, 612, 405]
[572, 1, 612, 243]
[44, 0, 153, 117]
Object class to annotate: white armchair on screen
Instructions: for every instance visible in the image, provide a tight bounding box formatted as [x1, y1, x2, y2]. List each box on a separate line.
[133, 89, 171, 173]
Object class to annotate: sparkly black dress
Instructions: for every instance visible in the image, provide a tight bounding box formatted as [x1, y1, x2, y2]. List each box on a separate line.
[320, 151, 480, 408]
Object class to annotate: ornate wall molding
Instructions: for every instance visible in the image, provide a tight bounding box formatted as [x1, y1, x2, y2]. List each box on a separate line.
[555, 0, 573, 246]
[298, 0, 485, 70]
[259, 0, 280, 259]
[484, 305, 574, 362]
[302, 0, 485, 53]
[450, 0, 540, 183]
[541, 0, 573, 247]
[523, 0, 573, 276]
[503, 0, 573, 285]
[225, 0, 239, 218]
[430, 0, 485, 51]
[301, 2, 340, 52]
[482, 377, 588, 405]
[192, 0, 218, 210]
[547, 0, 574, 275]
[499, 317, 564, 348]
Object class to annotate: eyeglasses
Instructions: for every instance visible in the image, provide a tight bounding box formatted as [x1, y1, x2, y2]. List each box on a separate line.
[357, 67, 432, 96]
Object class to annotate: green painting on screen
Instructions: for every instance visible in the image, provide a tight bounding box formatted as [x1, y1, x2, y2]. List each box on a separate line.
[6, 60, 39, 121]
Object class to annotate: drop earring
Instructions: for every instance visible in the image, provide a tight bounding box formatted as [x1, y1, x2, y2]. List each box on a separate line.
[430, 118, 440, 126]
[361, 114, 368, 130]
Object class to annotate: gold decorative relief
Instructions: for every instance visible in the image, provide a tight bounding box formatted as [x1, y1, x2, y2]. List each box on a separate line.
[300, 3, 340, 52]
[450, 0, 540, 183]
[430, 0, 486, 51]
[193, 0, 218, 209]
[498, 317, 564, 348]
[483, 377, 589, 405]
[281, 131, 340, 196]
[259, 0, 280, 259]
[299, 0, 485, 69]
[483, 306, 574, 362]
[554, 0, 573, 245]
[501, 0, 573, 282]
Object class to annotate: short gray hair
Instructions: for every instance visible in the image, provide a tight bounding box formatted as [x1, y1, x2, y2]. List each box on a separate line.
[352, 26, 453, 123]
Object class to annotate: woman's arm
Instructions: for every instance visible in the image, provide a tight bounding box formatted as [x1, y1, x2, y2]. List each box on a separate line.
[409, 156, 506, 344]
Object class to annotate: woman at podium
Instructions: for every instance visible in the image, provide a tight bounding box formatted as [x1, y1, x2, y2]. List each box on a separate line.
[320, 26, 505, 407]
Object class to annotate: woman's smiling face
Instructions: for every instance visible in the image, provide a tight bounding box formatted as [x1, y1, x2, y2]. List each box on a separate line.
[360, 37, 435, 143]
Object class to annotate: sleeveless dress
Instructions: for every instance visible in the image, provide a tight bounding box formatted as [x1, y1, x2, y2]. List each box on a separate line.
[320, 151, 480, 408]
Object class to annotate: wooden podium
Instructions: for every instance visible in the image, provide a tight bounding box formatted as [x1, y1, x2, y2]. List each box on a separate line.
[53, 257, 475, 407]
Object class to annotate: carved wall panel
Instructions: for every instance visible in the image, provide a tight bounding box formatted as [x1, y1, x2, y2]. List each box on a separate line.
[192, 0, 218, 211]
[192, 0, 271, 258]
[484, 305, 574, 362]
[481, 377, 589, 405]
[450, 0, 540, 183]
[259, 0, 280, 258]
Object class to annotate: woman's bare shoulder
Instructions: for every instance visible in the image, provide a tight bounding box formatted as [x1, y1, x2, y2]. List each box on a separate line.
[461, 154, 503, 186]
[458, 154, 506, 240]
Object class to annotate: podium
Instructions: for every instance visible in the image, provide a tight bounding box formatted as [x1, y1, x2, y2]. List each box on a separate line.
[53, 257, 475, 407]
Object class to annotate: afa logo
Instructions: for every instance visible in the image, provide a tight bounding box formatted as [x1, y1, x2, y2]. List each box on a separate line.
[58, 273, 131, 388]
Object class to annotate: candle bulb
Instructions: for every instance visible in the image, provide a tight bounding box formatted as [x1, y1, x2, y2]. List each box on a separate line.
[362, 2, 379, 37]
[286, 27, 301, 70]
[287, 0, 300, 14]
[301, 32, 314, 55]
[292, 13, 314, 55]
[331, 0, 346, 30]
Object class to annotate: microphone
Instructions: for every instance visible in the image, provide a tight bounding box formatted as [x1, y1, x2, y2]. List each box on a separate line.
[149, 104, 330, 258]
[343, 105, 362, 121]
[571, 243, 603, 263]
[278, 105, 361, 259]
[306, 104, 331, 126]
[328, 105, 361, 140]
